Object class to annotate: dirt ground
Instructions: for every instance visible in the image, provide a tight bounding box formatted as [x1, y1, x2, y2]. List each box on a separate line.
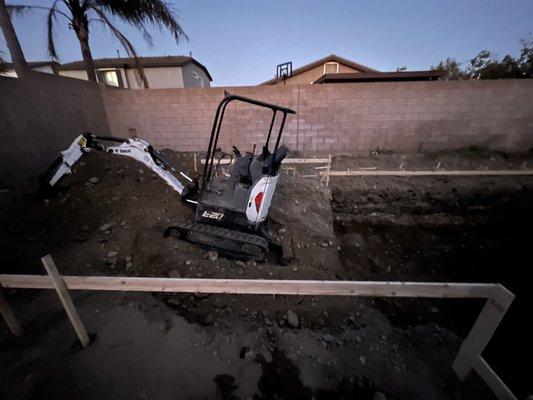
[0, 148, 531, 400]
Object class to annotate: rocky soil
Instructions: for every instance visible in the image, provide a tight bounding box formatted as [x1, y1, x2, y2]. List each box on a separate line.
[1, 149, 531, 399]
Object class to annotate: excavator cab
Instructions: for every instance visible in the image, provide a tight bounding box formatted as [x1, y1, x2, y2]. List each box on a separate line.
[197, 94, 295, 231]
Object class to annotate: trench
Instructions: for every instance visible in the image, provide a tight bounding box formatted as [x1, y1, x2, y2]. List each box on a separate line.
[329, 177, 533, 398]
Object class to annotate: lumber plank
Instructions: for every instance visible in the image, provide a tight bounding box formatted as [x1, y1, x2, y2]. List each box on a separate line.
[452, 284, 514, 380]
[473, 357, 517, 400]
[0, 274, 498, 299]
[0, 284, 22, 336]
[324, 170, 533, 177]
[41, 256, 90, 347]
[200, 158, 330, 165]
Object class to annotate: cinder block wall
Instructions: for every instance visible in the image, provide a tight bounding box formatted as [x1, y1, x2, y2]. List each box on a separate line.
[101, 80, 533, 154]
[0, 72, 110, 184]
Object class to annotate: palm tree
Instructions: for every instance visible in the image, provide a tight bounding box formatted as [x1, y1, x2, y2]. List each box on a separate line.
[7, 0, 187, 87]
[0, 0, 28, 77]
[0, 53, 8, 72]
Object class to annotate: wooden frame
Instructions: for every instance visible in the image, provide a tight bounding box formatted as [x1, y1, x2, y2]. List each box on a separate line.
[0, 255, 516, 400]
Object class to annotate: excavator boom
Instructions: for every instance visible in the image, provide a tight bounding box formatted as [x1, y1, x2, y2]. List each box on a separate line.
[43, 133, 196, 199]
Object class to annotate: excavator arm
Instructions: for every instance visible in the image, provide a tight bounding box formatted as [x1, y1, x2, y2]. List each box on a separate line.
[43, 132, 197, 199]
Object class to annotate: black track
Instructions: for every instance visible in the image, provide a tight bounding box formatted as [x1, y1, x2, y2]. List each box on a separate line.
[165, 221, 268, 261]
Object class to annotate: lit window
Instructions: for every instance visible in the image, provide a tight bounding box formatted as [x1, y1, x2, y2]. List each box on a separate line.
[97, 69, 124, 87]
[104, 70, 119, 87]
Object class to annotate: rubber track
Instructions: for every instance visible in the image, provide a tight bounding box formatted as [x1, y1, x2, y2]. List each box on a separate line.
[166, 221, 268, 261]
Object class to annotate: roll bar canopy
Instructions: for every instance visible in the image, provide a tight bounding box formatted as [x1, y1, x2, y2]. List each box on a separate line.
[202, 94, 296, 189]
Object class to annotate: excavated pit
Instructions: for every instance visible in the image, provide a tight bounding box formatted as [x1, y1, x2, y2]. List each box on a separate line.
[1, 149, 532, 399]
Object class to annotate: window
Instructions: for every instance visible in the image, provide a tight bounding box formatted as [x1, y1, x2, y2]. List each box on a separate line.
[191, 70, 204, 87]
[104, 70, 119, 87]
[97, 69, 124, 88]
[323, 62, 339, 75]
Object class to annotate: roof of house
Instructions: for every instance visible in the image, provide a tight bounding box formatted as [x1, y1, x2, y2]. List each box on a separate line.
[5, 61, 60, 68]
[313, 70, 444, 84]
[260, 54, 379, 85]
[57, 56, 213, 81]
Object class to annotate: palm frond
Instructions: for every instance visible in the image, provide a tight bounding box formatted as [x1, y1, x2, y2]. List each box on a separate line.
[139, 23, 153, 48]
[91, 6, 150, 88]
[5, 4, 33, 17]
[47, 0, 62, 60]
[92, 0, 188, 43]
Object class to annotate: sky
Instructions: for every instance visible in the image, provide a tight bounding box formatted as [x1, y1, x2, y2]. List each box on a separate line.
[1, 0, 532, 86]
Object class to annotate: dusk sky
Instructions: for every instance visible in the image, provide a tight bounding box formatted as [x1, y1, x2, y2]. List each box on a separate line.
[2, 0, 532, 86]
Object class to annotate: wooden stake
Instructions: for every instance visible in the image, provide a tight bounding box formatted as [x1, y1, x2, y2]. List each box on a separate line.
[0, 284, 22, 336]
[325, 155, 332, 187]
[41, 255, 90, 347]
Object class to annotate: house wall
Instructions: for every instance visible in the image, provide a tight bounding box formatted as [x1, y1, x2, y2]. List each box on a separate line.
[268, 62, 364, 85]
[100, 80, 533, 154]
[0, 72, 110, 184]
[59, 69, 88, 81]
[181, 63, 211, 88]
[57, 64, 209, 89]
[32, 65, 56, 74]
[125, 66, 185, 89]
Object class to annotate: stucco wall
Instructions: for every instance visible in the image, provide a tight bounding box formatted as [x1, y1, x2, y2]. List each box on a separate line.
[100, 80, 533, 154]
[59, 69, 88, 81]
[181, 63, 211, 88]
[0, 72, 110, 184]
[126, 66, 185, 89]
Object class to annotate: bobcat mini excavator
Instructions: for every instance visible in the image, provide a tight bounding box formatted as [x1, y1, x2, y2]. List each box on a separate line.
[43, 94, 296, 261]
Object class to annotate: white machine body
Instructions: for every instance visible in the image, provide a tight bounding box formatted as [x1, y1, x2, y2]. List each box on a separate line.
[246, 175, 279, 224]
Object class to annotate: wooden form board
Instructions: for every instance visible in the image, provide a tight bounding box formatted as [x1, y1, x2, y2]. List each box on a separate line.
[199, 158, 331, 165]
[323, 170, 533, 177]
[0, 258, 516, 400]
[0, 274, 499, 298]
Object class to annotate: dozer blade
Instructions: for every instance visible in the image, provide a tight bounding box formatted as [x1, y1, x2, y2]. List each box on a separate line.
[164, 221, 268, 262]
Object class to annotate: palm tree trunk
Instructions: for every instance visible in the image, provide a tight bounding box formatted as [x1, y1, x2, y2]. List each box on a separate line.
[0, 0, 28, 77]
[74, 18, 97, 83]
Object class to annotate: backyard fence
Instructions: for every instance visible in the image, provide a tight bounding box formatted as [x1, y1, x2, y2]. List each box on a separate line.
[101, 79, 533, 154]
[2, 73, 532, 184]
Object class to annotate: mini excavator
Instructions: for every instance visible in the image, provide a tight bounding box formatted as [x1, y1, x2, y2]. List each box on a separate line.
[42, 94, 296, 261]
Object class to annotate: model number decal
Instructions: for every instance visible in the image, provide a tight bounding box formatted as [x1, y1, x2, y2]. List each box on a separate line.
[202, 211, 224, 220]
